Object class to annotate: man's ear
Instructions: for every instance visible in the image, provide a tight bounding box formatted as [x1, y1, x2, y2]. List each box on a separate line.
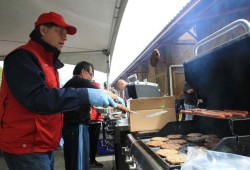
[80, 69, 85, 77]
[40, 25, 47, 35]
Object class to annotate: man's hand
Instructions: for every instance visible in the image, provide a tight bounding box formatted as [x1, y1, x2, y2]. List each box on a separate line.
[115, 96, 125, 106]
[197, 99, 203, 104]
[87, 88, 117, 108]
[187, 89, 194, 94]
[103, 89, 125, 106]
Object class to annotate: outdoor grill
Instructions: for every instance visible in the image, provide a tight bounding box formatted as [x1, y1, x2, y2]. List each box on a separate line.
[122, 20, 250, 170]
[124, 117, 250, 170]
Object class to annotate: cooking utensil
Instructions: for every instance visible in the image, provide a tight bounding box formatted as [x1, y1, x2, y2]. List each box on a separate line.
[94, 106, 114, 114]
[116, 104, 168, 118]
[144, 110, 167, 118]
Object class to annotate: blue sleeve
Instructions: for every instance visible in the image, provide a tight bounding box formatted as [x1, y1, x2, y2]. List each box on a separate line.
[4, 50, 90, 114]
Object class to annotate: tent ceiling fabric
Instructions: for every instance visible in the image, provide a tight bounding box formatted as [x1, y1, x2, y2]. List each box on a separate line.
[60, 52, 108, 73]
[0, 0, 127, 73]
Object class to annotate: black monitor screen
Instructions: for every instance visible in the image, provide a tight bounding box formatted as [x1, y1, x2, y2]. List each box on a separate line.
[125, 82, 160, 99]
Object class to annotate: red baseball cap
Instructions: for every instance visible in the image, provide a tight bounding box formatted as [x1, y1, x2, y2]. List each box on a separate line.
[35, 12, 77, 35]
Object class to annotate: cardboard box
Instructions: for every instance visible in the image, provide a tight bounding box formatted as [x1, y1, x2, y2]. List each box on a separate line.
[127, 96, 176, 132]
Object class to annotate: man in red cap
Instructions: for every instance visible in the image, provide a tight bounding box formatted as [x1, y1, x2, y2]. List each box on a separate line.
[0, 12, 118, 170]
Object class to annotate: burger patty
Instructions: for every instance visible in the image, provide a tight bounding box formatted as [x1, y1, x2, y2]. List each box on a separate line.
[160, 143, 182, 150]
[186, 136, 205, 143]
[166, 139, 187, 145]
[205, 137, 220, 143]
[167, 134, 183, 139]
[151, 137, 169, 142]
[187, 133, 203, 137]
[201, 134, 218, 139]
[155, 149, 178, 157]
[145, 140, 164, 147]
[165, 153, 187, 165]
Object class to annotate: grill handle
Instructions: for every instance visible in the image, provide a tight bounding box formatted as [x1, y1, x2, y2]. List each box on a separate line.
[125, 156, 133, 164]
[194, 19, 250, 57]
[122, 146, 130, 155]
[129, 163, 137, 170]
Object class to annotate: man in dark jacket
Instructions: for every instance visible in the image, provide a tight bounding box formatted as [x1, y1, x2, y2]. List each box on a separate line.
[0, 12, 117, 170]
[62, 61, 97, 170]
[63, 61, 124, 170]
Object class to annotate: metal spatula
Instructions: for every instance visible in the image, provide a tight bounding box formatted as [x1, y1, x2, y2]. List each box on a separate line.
[116, 104, 168, 118]
[144, 110, 168, 118]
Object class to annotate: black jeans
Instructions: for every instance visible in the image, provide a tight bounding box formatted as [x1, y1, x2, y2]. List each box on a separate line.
[63, 122, 89, 170]
[88, 122, 101, 161]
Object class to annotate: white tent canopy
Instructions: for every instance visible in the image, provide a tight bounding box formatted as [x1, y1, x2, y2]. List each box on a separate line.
[0, 0, 127, 73]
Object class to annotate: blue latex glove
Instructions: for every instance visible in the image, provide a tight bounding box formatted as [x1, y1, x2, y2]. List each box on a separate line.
[115, 96, 125, 106]
[87, 88, 117, 108]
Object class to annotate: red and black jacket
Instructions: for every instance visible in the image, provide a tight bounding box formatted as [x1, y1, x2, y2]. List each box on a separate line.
[0, 37, 90, 154]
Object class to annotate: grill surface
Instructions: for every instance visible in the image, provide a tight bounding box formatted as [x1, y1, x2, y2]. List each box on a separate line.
[125, 117, 250, 169]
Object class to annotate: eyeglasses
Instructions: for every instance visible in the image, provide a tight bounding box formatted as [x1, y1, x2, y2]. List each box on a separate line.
[85, 70, 94, 77]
